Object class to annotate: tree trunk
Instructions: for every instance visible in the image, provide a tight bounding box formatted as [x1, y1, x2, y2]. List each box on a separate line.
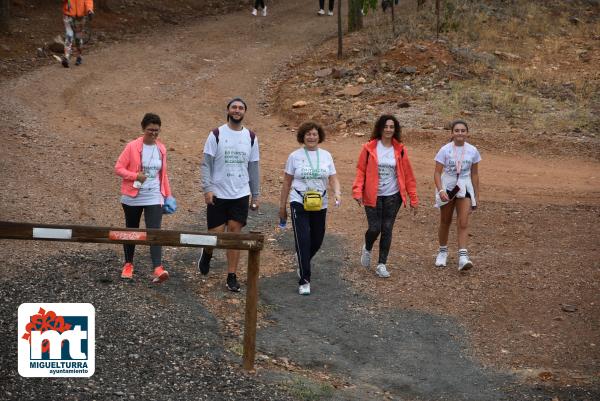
[0, 0, 10, 32]
[435, 0, 440, 39]
[337, 0, 343, 58]
[391, 0, 395, 36]
[348, 0, 363, 32]
[96, 0, 111, 12]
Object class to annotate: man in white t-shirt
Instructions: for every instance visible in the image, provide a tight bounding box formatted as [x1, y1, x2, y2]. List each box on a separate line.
[198, 98, 260, 292]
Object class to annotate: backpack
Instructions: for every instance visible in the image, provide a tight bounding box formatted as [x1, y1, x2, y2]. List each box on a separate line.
[211, 127, 256, 147]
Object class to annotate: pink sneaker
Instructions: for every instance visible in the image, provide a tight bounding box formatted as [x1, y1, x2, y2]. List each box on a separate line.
[121, 263, 134, 279]
[152, 266, 169, 283]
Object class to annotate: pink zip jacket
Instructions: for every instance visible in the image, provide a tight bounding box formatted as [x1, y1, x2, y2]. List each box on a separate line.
[115, 136, 172, 199]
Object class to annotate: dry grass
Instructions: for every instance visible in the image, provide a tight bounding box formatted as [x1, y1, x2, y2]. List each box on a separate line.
[432, 80, 544, 120]
[360, 0, 600, 137]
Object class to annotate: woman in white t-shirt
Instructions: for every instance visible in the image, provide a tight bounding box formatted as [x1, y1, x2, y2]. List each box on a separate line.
[433, 120, 481, 271]
[115, 113, 173, 283]
[279, 121, 341, 296]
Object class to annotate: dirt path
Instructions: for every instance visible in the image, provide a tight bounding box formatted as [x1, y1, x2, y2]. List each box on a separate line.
[1, 1, 599, 400]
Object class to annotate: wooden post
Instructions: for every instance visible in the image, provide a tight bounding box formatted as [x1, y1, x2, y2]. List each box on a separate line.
[337, 0, 343, 59]
[435, 0, 440, 39]
[348, 0, 363, 32]
[0, 0, 10, 31]
[242, 249, 260, 370]
[391, 0, 396, 36]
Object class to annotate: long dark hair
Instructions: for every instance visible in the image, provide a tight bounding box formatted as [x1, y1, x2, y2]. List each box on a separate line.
[370, 114, 401, 142]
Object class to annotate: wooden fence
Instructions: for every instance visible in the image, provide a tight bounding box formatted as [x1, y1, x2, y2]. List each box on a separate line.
[0, 220, 263, 370]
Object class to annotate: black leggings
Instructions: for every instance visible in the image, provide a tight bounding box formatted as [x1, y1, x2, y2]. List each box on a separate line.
[364, 193, 402, 264]
[319, 0, 335, 11]
[290, 202, 327, 285]
[254, 0, 265, 8]
[122, 204, 163, 267]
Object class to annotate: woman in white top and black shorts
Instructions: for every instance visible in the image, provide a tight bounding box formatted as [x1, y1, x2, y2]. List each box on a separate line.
[434, 120, 481, 271]
[279, 121, 341, 296]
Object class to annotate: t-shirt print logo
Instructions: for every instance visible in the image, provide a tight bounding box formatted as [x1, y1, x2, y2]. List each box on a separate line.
[18, 303, 95, 377]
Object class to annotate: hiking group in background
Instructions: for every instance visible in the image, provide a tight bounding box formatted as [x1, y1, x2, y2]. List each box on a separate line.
[318, 0, 336, 16]
[252, 0, 267, 16]
[61, 0, 94, 68]
[251, 1, 338, 17]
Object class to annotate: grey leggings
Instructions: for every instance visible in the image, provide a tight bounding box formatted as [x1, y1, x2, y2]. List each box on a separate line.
[122, 204, 163, 267]
[364, 192, 402, 264]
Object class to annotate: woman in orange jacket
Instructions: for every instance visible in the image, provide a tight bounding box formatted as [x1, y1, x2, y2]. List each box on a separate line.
[61, 0, 94, 67]
[352, 115, 418, 278]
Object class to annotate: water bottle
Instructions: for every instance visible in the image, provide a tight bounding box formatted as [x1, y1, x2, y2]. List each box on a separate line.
[278, 217, 287, 229]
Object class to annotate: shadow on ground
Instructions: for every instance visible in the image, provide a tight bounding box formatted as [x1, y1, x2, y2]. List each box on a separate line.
[257, 225, 599, 401]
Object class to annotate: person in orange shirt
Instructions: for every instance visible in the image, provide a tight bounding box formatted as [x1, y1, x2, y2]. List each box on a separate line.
[61, 0, 94, 68]
[352, 115, 418, 278]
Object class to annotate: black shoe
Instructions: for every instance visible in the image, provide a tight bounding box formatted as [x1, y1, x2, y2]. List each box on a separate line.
[197, 248, 212, 275]
[75, 56, 82, 66]
[61, 56, 69, 68]
[226, 273, 241, 292]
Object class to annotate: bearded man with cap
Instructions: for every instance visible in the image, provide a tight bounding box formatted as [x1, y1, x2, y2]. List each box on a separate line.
[198, 97, 260, 292]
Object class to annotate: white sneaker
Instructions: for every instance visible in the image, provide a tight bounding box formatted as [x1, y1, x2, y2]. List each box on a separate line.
[262, 6, 267, 16]
[299, 283, 311, 295]
[376, 264, 390, 278]
[458, 255, 473, 271]
[327, 10, 334, 16]
[318, 9, 325, 15]
[435, 250, 448, 267]
[251, 8, 258, 16]
[360, 244, 371, 268]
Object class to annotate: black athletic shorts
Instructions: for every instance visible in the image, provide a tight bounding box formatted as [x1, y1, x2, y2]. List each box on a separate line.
[207, 195, 250, 229]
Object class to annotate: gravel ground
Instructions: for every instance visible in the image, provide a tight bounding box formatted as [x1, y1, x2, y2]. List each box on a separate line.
[0, 249, 296, 401]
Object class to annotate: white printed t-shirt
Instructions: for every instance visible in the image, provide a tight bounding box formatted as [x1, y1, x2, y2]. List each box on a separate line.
[285, 147, 336, 209]
[121, 143, 163, 206]
[434, 141, 481, 207]
[203, 124, 260, 199]
[376, 140, 399, 196]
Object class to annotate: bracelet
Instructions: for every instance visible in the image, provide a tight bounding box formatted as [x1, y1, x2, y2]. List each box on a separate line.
[438, 189, 445, 194]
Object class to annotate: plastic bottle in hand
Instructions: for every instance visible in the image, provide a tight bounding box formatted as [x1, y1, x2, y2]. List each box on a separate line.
[278, 217, 287, 230]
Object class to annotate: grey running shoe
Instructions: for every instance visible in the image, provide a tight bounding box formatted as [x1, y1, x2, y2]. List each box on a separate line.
[375, 264, 390, 278]
[360, 244, 371, 268]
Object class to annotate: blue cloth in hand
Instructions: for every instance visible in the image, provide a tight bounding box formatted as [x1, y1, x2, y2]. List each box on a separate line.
[163, 196, 177, 214]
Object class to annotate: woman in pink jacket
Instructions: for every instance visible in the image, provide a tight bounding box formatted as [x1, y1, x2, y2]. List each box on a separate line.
[115, 113, 172, 283]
